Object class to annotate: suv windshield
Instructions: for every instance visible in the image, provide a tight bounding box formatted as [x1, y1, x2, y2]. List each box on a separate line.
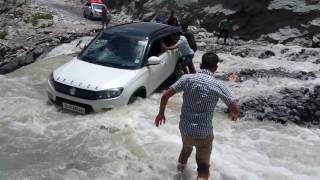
[79, 33, 147, 69]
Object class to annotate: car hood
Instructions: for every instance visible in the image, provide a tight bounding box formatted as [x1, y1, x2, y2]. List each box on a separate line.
[53, 58, 139, 91]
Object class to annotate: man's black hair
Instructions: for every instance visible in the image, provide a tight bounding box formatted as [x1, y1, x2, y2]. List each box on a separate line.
[181, 23, 188, 30]
[201, 52, 219, 69]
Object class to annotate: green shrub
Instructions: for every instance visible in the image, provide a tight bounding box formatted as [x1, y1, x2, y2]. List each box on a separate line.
[0, 8, 10, 14]
[31, 13, 53, 26]
[0, 31, 8, 39]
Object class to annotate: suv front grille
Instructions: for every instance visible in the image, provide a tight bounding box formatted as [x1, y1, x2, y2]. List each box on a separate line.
[54, 81, 98, 100]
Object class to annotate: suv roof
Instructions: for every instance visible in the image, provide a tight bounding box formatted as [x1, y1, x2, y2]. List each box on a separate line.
[105, 22, 179, 40]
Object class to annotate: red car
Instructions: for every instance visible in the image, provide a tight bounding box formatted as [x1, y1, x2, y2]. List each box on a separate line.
[83, 0, 107, 19]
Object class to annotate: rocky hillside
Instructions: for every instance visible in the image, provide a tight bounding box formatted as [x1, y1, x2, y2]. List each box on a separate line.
[0, 0, 25, 13]
[105, 0, 320, 46]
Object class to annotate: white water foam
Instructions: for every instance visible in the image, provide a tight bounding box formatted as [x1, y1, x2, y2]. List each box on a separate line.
[0, 40, 319, 180]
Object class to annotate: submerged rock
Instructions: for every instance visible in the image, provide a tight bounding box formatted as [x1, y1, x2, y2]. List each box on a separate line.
[218, 68, 317, 82]
[241, 86, 320, 127]
[258, 50, 275, 59]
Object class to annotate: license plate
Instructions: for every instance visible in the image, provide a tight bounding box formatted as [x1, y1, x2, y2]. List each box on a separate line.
[62, 102, 86, 114]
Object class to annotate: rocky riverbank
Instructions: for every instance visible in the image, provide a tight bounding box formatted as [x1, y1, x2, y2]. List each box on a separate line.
[0, 31, 100, 74]
[0, 0, 135, 74]
[0, 0, 108, 74]
[105, 0, 320, 47]
[240, 86, 320, 127]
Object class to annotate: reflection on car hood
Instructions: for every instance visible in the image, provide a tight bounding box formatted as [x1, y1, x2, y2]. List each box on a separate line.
[53, 57, 139, 91]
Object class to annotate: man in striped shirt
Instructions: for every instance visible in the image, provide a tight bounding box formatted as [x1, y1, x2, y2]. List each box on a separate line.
[155, 52, 239, 180]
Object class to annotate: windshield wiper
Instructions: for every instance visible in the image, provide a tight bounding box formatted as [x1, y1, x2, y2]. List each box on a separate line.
[118, 64, 137, 68]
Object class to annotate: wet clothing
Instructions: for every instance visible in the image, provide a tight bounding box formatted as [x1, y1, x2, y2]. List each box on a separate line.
[177, 35, 194, 56]
[176, 35, 195, 74]
[182, 31, 197, 52]
[179, 135, 214, 177]
[219, 19, 232, 30]
[170, 69, 235, 138]
[167, 16, 179, 26]
[181, 55, 194, 67]
[218, 19, 232, 43]
[101, 10, 111, 30]
[155, 14, 167, 24]
[218, 29, 229, 43]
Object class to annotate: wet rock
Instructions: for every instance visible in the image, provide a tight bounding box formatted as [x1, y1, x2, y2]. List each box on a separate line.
[33, 47, 44, 58]
[219, 68, 316, 82]
[287, 48, 320, 62]
[258, 50, 275, 59]
[100, 125, 120, 133]
[312, 34, 320, 48]
[314, 59, 320, 64]
[231, 48, 250, 58]
[280, 48, 289, 54]
[241, 86, 320, 127]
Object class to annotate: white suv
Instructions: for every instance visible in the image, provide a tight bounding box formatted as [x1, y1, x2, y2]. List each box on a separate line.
[47, 22, 181, 113]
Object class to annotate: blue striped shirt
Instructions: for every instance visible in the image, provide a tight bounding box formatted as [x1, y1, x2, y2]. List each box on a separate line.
[170, 70, 235, 138]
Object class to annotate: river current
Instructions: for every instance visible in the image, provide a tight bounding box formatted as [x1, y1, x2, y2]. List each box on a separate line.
[0, 39, 320, 180]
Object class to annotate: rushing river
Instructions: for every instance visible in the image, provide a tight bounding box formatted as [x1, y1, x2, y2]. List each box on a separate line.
[0, 39, 320, 180]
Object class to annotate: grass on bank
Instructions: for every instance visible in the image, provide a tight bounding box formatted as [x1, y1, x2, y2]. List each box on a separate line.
[31, 13, 53, 26]
[0, 31, 8, 39]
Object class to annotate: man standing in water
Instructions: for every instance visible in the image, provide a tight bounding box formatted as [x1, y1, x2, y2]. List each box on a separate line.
[217, 17, 232, 44]
[155, 52, 239, 180]
[163, 32, 196, 74]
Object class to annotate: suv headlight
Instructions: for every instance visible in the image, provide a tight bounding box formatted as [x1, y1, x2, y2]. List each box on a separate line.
[49, 72, 55, 86]
[97, 88, 123, 99]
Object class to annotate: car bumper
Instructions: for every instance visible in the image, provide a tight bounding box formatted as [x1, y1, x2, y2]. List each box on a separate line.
[91, 12, 103, 19]
[47, 80, 127, 112]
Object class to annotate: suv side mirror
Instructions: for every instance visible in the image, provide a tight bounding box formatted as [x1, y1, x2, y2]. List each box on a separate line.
[147, 56, 161, 65]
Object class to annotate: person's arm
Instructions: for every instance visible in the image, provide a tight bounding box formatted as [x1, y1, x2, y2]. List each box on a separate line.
[227, 102, 239, 121]
[155, 76, 186, 127]
[217, 83, 240, 121]
[165, 43, 178, 50]
[155, 89, 176, 127]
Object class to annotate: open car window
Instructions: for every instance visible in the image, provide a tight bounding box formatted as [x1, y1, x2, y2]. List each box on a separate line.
[147, 33, 178, 58]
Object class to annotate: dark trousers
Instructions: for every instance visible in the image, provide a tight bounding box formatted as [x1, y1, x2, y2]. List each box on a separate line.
[181, 55, 196, 74]
[178, 135, 214, 178]
[218, 29, 229, 43]
[101, 17, 110, 30]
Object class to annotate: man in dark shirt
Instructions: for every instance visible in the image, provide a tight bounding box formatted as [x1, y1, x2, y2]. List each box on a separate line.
[181, 24, 197, 53]
[217, 17, 232, 44]
[101, 5, 111, 30]
[167, 11, 179, 27]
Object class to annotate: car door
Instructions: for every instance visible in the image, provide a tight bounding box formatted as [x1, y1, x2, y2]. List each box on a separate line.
[144, 33, 179, 94]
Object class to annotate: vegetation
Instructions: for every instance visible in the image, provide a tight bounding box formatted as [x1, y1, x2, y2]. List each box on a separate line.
[31, 13, 53, 26]
[0, 7, 10, 14]
[0, 31, 8, 39]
